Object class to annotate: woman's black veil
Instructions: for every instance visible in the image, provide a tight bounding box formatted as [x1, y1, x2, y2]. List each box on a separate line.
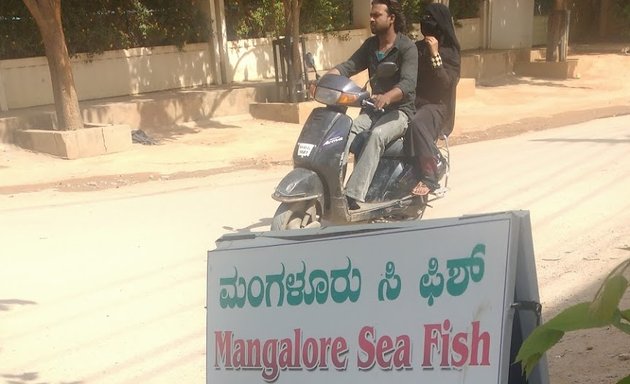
[424, 3, 461, 136]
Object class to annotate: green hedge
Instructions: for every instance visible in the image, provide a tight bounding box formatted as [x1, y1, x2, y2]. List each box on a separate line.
[0, 0, 482, 60]
[0, 0, 208, 60]
[225, 0, 482, 41]
[224, 0, 354, 41]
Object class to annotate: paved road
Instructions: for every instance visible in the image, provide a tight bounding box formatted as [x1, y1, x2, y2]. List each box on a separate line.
[1, 115, 628, 384]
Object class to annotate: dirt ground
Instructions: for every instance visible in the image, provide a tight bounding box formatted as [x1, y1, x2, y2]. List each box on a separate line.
[541, 255, 630, 384]
[466, 46, 630, 384]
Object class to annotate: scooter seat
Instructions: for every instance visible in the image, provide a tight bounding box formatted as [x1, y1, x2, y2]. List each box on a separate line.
[350, 133, 406, 159]
[382, 137, 406, 158]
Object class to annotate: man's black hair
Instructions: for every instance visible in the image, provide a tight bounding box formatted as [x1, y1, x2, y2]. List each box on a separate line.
[373, 0, 406, 33]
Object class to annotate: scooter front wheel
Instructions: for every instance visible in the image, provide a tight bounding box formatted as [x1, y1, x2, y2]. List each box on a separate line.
[271, 201, 321, 231]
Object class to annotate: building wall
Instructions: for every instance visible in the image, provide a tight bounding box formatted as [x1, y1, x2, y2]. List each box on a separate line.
[532, 15, 549, 46]
[456, 18, 483, 51]
[0, 13, 538, 112]
[0, 45, 215, 110]
[488, 0, 535, 49]
[226, 29, 372, 83]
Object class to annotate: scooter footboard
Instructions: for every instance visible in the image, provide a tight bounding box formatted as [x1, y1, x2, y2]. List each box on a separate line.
[272, 168, 325, 205]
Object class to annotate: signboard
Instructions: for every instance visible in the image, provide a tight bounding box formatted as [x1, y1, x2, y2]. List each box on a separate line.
[207, 211, 549, 384]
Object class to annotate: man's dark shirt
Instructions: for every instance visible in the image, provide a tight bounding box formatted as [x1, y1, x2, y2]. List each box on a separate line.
[334, 32, 418, 119]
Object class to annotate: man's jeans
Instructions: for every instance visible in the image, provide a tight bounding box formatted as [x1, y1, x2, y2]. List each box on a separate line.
[345, 110, 409, 202]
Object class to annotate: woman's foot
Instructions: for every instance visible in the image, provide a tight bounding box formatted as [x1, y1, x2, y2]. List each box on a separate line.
[411, 181, 431, 196]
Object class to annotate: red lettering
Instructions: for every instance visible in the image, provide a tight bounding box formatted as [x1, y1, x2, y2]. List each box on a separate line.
[213, 329, 350, 381]
[376, 335, 394, 369]
[233, 339, 246, 367]
[422, 323, 441, 367]
[331, 337, 349, 369]
[451, 332, 469, 368]
[302, 337, 319, 369]
[358, 326, 412, 371]
[393, 335, 412, 369]
[357, 326, 376, 370]
[262, 339, 279, 381]
[246, 339, 260, 367]
[318, 337, 332, 368]
[278, 338, 293, 368]
[214, 330, 232, 367]
[422, 320, 492, 369]
[440, 319, 451, 367]
[293, 328, 301, 367]
[470, 321, 490, 365]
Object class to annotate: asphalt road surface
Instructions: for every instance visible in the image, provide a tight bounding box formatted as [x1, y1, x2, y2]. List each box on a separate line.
[1, 115, 628, 384]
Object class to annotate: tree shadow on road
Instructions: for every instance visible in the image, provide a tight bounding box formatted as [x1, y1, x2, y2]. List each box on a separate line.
[1, 371, 81, 384]
[0, 299, 37, 311]
[147, 119, 242, 142]
[222, 218, 272, 233]
[479, 74, 593, 89]
[530, 137, 630, 144]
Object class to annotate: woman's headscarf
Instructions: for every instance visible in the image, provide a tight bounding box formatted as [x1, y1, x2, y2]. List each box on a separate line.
[421, 3, 461, 53]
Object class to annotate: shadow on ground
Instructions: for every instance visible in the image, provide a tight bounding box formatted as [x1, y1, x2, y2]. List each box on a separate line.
[150, 118, 242, 141]
[222, 217, 273, 233]
[0, 299, 37, 311]
[1, 371, 82, 384]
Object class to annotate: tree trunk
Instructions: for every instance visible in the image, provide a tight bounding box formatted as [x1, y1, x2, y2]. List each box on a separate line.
[546, 0, 568, 62]
[290, 0, 302, 97]
[283, 0, 303, 102]
[23, 0, 83, 130]
[599, 0, 610, 38]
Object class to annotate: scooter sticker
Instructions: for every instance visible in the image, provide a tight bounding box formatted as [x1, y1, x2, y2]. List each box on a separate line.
[297, 143, 316, 157]
[323, 136, 343, 146]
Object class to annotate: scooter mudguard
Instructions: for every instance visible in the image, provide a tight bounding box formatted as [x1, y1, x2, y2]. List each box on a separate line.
[272, 167, 325, 206]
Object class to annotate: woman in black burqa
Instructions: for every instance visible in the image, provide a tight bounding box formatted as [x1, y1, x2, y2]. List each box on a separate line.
[404, 2, 461, 196]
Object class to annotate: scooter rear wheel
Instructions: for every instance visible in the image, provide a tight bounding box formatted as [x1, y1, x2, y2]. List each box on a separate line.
[271, 201, 320, 231]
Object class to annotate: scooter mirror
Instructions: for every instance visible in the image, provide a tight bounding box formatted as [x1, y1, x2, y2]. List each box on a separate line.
[304, 52, 320, 81]
[304, 52, 316, 69]
[376, 61, 398, 78]
[362, 61, 398, 91]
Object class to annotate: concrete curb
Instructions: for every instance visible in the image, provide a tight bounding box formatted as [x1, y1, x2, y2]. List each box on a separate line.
[15, 124, 132, 159]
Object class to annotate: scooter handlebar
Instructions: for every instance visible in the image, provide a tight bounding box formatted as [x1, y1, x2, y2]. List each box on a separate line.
[362, 99, 384, 113]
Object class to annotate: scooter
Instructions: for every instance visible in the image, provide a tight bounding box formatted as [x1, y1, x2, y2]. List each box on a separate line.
[270, 53, 450, 230]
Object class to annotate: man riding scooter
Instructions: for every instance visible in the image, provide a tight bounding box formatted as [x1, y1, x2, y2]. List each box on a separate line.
[270, 1, 448, 231]
[325, 0, 417, 210]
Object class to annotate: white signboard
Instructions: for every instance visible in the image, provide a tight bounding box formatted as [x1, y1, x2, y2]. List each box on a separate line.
[207, 211, 547, 384]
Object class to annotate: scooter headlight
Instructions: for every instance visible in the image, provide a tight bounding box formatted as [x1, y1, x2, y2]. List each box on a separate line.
[337, 92, 360, 105]
[314, 87, 341, 105]
[314, 87, 361, 106]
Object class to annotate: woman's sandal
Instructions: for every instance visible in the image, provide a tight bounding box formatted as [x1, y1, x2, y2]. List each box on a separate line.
[411, 181, 431, 196]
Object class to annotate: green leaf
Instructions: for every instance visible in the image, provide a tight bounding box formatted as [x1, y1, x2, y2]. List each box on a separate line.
[590, 275, 629, 321]
[516, 258, 630, 380]
[544, 302, 611, 332]
[612, 312, 630, 335]
[515, 327, 564, 377]
[516, 302, 617, 378]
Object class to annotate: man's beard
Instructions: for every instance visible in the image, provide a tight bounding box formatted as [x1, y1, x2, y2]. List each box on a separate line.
[371, 22, 388, 35]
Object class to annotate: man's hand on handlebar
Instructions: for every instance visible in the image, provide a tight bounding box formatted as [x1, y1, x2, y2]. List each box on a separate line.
[371, 94, 392, 110]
